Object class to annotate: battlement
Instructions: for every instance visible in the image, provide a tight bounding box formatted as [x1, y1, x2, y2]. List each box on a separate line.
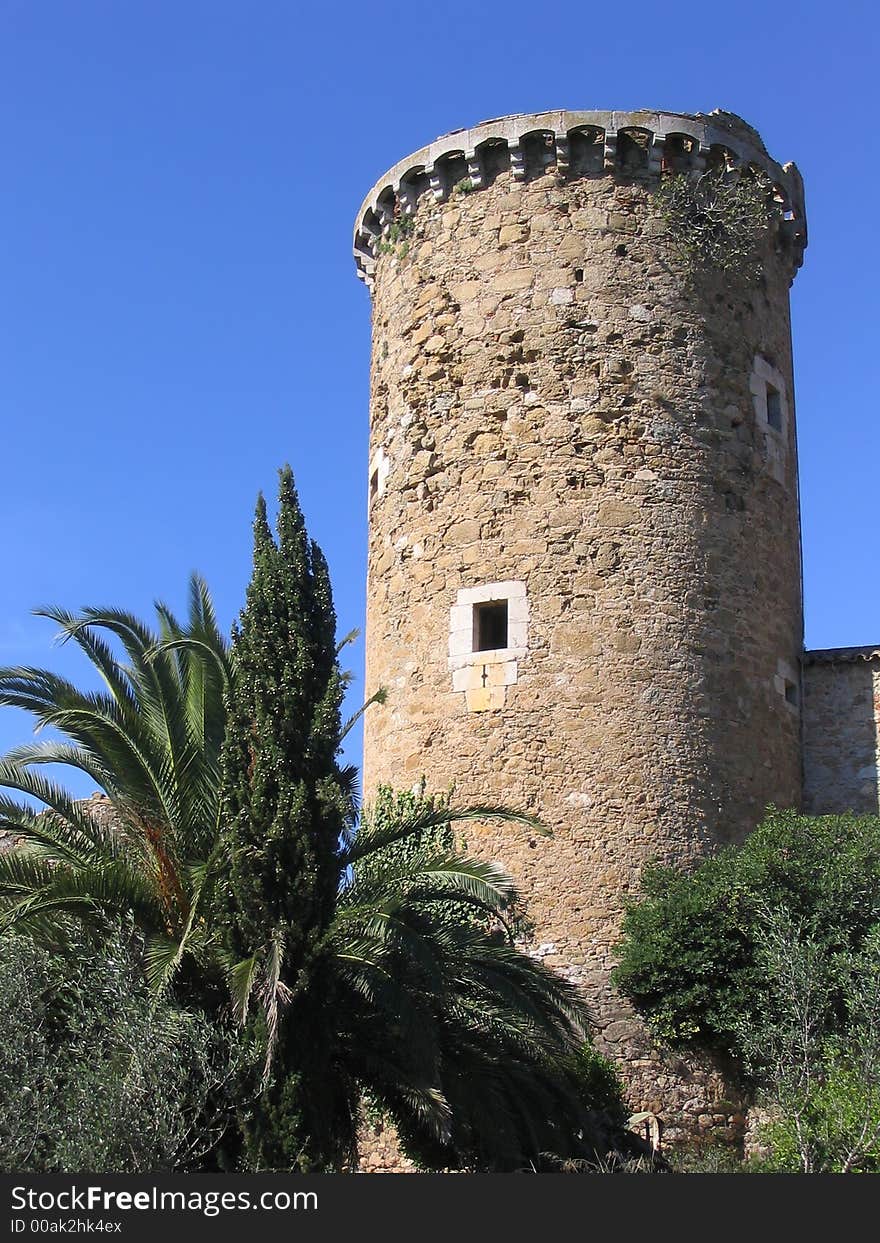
[353, 108, 806, 288]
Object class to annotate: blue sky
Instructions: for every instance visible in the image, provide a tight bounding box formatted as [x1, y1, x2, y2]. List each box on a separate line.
[1, 0, 877, 796]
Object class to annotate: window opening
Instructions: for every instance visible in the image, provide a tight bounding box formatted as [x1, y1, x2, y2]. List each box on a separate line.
[473, 600, 508, 652]
[766, 384, 782, 432]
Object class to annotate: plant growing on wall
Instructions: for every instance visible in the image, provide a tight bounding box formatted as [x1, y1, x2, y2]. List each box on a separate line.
[377, 214, 415, 258]
[654, 166, 775, 281]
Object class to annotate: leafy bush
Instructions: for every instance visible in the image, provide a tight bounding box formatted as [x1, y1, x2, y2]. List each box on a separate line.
[613, 810, 880, 1056]
[756, 1062, 880, 1174]
[564, 1040, 627, 1125]
[0, 925, 248, 1172]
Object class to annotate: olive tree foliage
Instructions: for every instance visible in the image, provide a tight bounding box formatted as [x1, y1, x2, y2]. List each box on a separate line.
[0, 925, 247, 1173]
[737, 909, 880, 1174]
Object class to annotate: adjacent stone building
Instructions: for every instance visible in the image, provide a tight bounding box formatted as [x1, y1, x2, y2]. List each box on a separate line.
[803, 647, 880, 815]
[351, 108, 880, 1160]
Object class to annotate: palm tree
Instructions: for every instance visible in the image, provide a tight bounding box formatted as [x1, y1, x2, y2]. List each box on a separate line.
[323, 786, 604, 1170]
[218, 780, 599, 1170]
[0, 581, 605, 1170]
[0, 575, 231, 998]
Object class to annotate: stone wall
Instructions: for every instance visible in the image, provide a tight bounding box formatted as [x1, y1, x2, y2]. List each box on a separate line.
[355, 109, 806, 1155]
[357, 1118, 419, 1174]
[803, 648, 880, 814]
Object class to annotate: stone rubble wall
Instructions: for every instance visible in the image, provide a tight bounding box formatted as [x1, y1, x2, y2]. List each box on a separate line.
[356, 1119, 420, 1174]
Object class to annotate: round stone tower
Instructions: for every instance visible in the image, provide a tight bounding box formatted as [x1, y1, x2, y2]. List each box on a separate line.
[354, 110, 807, 1140]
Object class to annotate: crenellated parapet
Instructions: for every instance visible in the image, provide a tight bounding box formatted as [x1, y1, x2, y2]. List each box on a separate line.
[353, 108, 806, 288]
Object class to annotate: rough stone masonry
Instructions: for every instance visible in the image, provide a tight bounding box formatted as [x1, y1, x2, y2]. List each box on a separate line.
[351, 108, 879, 1164]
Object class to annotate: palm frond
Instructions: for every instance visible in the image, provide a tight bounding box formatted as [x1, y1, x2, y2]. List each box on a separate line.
[260, 928, 293, 1086]
[146, 636, 232, 691]
[341, 803, 547, 867]
[0, 581, 231, 964]
[0, 798, 108, 867]
[346, 851, 516, 905]
[0, 760, 118, 856]
[4, 740, 113, 791]
[143, 932, 186, 994]
[340, 687, 387, 742]
[337, 763, 361, 831]
[34, 607, 142, 719]
[227, 953, 259, 1025]
[335, 627, 360, 655]
[0, 852, 161, 940]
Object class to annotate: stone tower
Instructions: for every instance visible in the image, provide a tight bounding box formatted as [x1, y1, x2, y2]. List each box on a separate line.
[354, 110, 807, 1139]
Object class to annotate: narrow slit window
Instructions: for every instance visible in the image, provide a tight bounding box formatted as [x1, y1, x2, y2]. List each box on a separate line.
[369, 469, 379, 503]
[784, 678, 799, 707]
[766, 384, 783, 433]
[473, 600, 508, 652]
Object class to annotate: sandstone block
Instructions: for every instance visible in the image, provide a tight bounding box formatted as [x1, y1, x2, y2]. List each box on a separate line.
[597, 500, 639, 527]
[492, 268, 534, 293]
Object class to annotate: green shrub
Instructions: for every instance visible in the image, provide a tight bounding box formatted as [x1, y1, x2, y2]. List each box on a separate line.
[737, 915, 880, 1173]
[757, 1062, 880, 1174]
[565, 1041, 627, 1125]
[613, 809, 880, 1056]
[0, 926, 247, 1172]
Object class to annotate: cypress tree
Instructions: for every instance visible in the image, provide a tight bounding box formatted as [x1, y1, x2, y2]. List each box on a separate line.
[215, 466, 354, 1170]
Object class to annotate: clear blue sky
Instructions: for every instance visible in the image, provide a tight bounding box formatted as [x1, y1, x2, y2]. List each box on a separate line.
[1, 0, 877, 797]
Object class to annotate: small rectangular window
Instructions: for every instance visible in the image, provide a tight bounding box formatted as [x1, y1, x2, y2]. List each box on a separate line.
[766, 384, 783, 433]
[473, 601, 508, 652]
[784, 678, 799, 707]
[369, 469, 379, 503]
